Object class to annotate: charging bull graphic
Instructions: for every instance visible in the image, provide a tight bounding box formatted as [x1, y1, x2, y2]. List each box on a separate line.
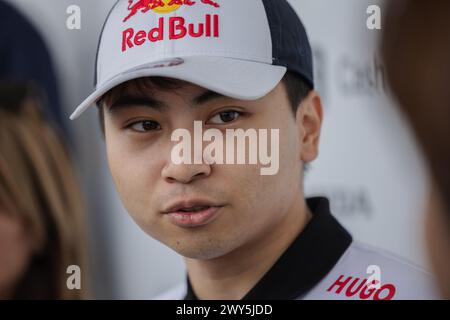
[123, 0, 220, 22]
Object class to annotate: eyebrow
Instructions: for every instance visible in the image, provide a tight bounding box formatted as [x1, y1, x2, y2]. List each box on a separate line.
[107, 89, 228, 114]
[192, 90, 226, 105]
[108, 96, 168, 113]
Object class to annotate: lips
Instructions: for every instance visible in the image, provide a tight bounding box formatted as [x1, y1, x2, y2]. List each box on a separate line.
[162, 200, 225, 228]
[163, 199, 221, 213]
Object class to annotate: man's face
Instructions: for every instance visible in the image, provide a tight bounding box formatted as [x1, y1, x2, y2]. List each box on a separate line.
[103, 80, 318, 260]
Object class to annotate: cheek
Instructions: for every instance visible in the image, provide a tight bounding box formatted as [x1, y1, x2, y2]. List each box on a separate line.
[265, 125, 302, 196]
[253, 129, 302, 223]
[106, 138, 162, 218]
[221, 149, 297, 221]
[225, 122, 301, 212]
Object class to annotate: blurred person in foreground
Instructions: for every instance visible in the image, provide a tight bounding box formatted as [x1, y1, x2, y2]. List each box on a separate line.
[382, 0, 450, 299]
[0, 0, 66, 134]
[0, 83, 88, 299]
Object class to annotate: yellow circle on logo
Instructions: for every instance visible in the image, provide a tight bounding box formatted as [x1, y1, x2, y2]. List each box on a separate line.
[151, 0, 181, 14]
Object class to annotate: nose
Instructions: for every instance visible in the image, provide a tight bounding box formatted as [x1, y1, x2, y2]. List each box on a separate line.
[162, 161, 211, 184]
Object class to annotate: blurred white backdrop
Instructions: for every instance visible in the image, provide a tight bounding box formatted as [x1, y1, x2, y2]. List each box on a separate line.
[4, 0, 431, 299]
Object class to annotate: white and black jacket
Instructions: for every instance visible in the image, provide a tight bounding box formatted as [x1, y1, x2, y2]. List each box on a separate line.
[155, 197, 440, 300]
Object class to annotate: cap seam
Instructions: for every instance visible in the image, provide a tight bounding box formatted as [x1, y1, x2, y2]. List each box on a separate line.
[98, 51, 273, 82]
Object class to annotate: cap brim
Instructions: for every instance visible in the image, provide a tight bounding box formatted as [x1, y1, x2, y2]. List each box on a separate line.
[69, 56, 287, 120]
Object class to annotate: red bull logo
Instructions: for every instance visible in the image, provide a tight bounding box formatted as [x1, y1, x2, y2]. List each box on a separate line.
[123, 0, 220, 23]
[122, 14, 219, 52]
[121, 0, 221, 52]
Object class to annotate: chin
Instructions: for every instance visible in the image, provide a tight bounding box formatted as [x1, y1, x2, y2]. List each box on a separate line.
[170, 239, 234, 260]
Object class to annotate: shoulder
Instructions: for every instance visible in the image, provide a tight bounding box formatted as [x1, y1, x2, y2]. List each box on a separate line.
[152, 283, 187, 300]
[341, 241, 435, 281]
[302, 241, 441, 300]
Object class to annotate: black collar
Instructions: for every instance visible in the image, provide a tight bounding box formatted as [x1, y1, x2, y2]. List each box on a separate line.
[183, 197, 352, 300]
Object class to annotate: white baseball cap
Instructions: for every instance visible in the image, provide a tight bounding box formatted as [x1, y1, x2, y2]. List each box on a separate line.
[70, 0, 313, 120]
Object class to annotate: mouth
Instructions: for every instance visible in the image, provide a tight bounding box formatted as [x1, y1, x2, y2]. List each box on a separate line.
[162, 200, 226, 228]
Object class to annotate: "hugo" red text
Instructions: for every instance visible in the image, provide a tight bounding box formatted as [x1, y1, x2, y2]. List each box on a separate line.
[327, 275, 396, 300]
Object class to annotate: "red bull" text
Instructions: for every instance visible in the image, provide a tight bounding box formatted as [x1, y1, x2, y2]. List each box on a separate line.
[122, 14, 219, 52]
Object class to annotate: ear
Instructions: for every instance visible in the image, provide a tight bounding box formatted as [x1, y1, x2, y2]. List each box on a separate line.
[295, 90, 324, 163]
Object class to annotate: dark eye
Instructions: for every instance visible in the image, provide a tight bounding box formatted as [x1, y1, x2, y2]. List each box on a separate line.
[129, 120, 161, 132]
[208, 111, 242, 124]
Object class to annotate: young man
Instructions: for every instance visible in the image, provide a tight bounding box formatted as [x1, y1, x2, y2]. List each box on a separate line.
[71, 0, 439, 300]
